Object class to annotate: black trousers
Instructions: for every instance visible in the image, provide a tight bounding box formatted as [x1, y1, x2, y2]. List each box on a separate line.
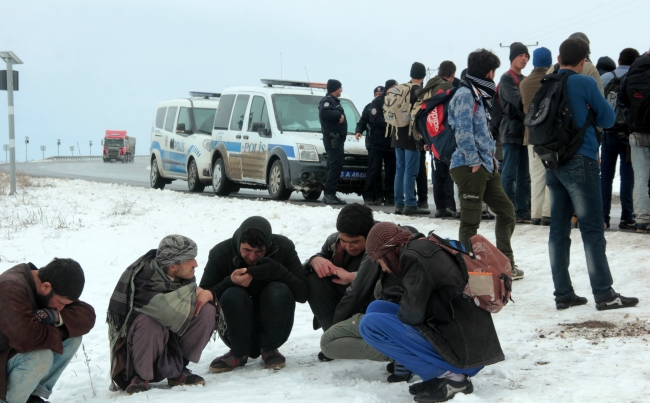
[432, 157, 456, 211]
[306, 272, 348, 332]
[363, 148, 396, 201]
[220, 282, 295, 358]
[323, 134, 345, 195]
[416, 150, 428, 202]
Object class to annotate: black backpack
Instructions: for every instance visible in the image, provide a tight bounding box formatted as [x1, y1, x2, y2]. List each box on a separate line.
[603, 71, 629, 137]
[625, 68, 650, 134]
[524, 72, 594, 169]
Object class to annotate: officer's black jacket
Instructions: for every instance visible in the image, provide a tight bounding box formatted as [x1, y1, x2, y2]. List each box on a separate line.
[318, 93, 348, 137]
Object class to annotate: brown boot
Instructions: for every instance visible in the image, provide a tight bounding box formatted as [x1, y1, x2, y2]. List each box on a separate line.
[168, 367, 205, 387]
[209, 350, 248, 373]
[261, 348, 286, 369]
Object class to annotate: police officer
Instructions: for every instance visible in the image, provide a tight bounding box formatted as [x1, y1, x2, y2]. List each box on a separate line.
[355, 85, 386, 205]
[319, 79, 348, 205]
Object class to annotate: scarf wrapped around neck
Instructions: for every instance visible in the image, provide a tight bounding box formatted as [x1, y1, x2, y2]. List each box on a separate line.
[365, 222, 415, 277]
[463, 74, 497, 117]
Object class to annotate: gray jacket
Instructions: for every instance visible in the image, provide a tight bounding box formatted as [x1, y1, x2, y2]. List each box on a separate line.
[498, 71, 526, 145]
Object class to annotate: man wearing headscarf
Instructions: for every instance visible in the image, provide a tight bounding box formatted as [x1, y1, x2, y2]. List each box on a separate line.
[359, 223, 504, 403]
[107, 235, 217, 395]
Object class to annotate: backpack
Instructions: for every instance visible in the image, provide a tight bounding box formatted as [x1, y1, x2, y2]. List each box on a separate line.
[625, 67, 650, 135]
[604, 71, 629, 136]
[427, 232, 513, 314]
[413, 86, 478, 163]
[524, 72, 595, 169]
[383, 83, 415, 129]
[489, 70, 520, 136]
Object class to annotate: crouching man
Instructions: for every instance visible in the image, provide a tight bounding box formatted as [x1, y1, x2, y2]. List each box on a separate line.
[108, 235, 217, 395]
[0, 258, 96, 403]
[360, 223, 504, 403]
[200, 216, 307, 372]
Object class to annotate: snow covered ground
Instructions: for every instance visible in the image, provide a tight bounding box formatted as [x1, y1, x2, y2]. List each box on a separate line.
[1, 176, 649, 403]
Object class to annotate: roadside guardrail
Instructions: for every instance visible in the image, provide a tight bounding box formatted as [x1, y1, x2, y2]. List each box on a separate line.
[42, 155, 149, 162]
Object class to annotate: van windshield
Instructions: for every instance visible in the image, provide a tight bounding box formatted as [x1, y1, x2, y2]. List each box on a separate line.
[271, 94, 360, 134]
[104, 139, 124, 147]
[194, 108, 217, 134]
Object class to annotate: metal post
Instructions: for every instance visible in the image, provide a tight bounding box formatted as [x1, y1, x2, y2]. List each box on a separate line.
[40, 145, 45, 160]
[6, 61, 16, 194]
[25, 136, 29, 162]
[89, 140, 93, 156]
[69, 145, 74, 156]
[2, 144, 6, 163]
[57, 139, 60, 156]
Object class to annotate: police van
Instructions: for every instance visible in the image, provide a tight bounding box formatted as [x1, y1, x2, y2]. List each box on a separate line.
[149, 92, 220, 192]
[209, 79, 368, 200]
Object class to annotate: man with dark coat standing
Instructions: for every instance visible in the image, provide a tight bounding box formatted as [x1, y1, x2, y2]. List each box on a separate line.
[356, 83, 396, 205]
[0, 258, 95, 403]
[319, 79, 348, 205]
[200, 216, 308, 373]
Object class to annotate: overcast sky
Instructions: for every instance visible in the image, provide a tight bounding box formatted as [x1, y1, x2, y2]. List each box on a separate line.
[1, 0, 648, 160]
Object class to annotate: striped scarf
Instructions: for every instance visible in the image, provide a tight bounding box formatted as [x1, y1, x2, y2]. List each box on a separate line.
[463, 74, 497, 117]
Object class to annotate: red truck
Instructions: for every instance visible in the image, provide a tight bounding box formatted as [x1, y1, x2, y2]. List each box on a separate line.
[102, 130, 136, 163]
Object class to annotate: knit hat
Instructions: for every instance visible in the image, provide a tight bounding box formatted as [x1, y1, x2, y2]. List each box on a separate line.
[509, 42, 530, 62]
[569, 32, 590, 44]
[383, 79, 397, 95]
[374, 85, 384, 95]
[327, 79, 342, 93]
[410, 62, 426, 79]
[532, 47, 552, 68]
[596, 56, 616, 75]
[156, 235, 198, 269]
[366, 222, 414, 277]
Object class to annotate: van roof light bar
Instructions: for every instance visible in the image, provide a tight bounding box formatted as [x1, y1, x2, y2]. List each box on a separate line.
[261, 79, 327, 89]
[189, 91, 221, 99]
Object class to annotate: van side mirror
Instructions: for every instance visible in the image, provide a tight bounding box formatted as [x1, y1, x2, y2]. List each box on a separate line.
[252, 122, 271, 137]
[176, 123, 186, 133]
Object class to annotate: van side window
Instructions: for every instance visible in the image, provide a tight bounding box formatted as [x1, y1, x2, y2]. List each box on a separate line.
[155, 107, 166, 129]
[214, 95, 236, 130]
[164, 106, 178, 132]
[177, 107, 194, 134]
[248, 96, 270, 132]
[230, 95, 250, 131]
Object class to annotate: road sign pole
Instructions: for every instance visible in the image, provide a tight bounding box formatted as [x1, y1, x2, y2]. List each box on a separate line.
[6, 61, 16, 194]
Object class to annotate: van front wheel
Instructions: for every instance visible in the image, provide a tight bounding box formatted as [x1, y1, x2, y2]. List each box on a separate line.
[150, 157, 166, 190]
[212, 158, 232, 196]
[187, 160, 205, 193]
[268, 160, 292, 200]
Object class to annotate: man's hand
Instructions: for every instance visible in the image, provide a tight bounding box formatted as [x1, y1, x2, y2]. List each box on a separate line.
[231, 268, 253, 287]
[331, 267, 355, 286]
[355, 132, 362, 140]
[471, 165, 480, 173]
[339, 114, 345, 123]
[194, 289, 214, 317]
[309, 256, 340, 278]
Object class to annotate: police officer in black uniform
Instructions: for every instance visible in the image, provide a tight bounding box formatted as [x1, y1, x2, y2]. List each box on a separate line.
[355, 85, 385, 205]
[319, 79, 348, 205]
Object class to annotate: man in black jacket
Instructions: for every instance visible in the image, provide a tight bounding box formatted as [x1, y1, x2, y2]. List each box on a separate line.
[199, 216, 307, 372]
[319, 79, 348, 205]
[355, 85, 396, 205]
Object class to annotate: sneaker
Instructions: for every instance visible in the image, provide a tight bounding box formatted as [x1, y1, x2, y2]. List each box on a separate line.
[317, 351, 333, 362]
[125, 375, 151, 395]
[403, 205, 430, 215]
[516, 217, 531, 223]
[262, 348, 286, 369]
[26, 396, 50, 403]
[384, 197, 395, 206]
[414, 377, 474, 402]
[418, 200, 429, 209]
[619, 220, 636, 230]
[409, 378, 446, 396]
[435, 209, 454, 218]
[323, 194, 347, 205]
[541, 216, 551, 226]
[531, 218, 542, 225]
[209, 350, 248, 373]
[596, 294, 639, 311]
[387, 362, 414, 383]
[556, 293, 588, 310]
[395, 204, 404, 215]
[481, 208, 495, 220]
[452, 211, 461, 219]
[511, 265, 524, 280]
[168, 367, 205, 387]
[635, 222, 649, 233]
[386, 362, 395, 374]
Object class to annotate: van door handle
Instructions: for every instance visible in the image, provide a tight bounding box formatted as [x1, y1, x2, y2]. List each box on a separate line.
[243, 135, 249, 140]
[236, 135, 241, 139]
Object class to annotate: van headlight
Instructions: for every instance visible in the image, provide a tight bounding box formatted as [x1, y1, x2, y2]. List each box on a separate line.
[298, 144, 319, 162]
[203, 140, 211, 151]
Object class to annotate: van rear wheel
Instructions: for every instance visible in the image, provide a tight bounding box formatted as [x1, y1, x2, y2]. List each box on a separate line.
[150, 157, 166, 190]
[268, 160, 292, 200]
[212, 158, 232, 196]
[187, 159, 205, 193]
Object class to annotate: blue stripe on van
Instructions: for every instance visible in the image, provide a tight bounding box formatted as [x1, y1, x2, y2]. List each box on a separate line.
[210, 140, 241, 153]
[269, 144, 295, 158]
[150, 142, 187, 174]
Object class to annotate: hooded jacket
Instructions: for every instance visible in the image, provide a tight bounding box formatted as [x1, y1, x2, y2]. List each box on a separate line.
[0, 264, 96, 400]
[199, 216, 308, 303]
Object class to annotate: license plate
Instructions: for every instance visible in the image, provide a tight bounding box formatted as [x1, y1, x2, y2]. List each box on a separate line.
[340, 171, 365, 180]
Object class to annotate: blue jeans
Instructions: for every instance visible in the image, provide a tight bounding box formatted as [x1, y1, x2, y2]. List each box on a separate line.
[600, 131, 634, 223]
[5, 337, 82, 403]
[394, 148, 420, 207]
[359, 301, 482, 382]
[501, 143, 531, 220]
[546, 155, 615, 303]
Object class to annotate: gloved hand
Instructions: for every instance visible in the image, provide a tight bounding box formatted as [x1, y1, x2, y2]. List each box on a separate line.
[246, 257, 287, 282]
[33, 308, 59, 325]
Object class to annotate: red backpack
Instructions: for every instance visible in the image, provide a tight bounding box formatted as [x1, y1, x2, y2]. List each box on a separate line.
[427, 232, 513, 313]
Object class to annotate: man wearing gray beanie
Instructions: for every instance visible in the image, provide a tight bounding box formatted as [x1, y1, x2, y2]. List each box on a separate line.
[107, 235, 217, 395]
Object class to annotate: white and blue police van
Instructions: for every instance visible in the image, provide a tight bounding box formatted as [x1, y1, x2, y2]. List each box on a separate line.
[209, 79, 368, 200]
[149, 92, 220, 192]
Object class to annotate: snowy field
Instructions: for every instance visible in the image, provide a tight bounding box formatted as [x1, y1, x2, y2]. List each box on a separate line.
[1, 175, 649, 403]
